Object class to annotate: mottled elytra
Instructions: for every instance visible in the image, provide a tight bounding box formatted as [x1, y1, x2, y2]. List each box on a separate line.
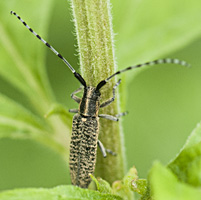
[11, 11, 190, 188]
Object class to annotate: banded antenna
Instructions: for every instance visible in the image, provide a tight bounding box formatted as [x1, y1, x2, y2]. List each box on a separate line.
[96, 58, 190, 91]
[10, 11, 86, 87]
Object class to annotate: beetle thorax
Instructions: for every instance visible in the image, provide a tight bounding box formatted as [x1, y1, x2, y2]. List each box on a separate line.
[79, 86, 101, 117]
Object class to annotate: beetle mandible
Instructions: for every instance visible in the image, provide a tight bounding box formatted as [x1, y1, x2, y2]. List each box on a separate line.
[11, 11, 190, 188]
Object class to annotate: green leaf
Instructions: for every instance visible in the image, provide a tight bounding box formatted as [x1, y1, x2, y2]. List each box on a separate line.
[167, 122, 201, 187]
[0, 93, 49, 134]
[112, 0, 201, 75]
[0, 0, 72, 158]
[0, 0, 55, 114]
[148, 162, 201, 200]
[121, 166, 147, 197]
[90, 174, 113, 194]
[0, 94, 67, 155]
[182, 122, 201, 149]
[0, 185, 122, 200]
[143, 123, 201, 199]
[45, 103, 72, 127]
[131, 179, 147, 196]
[168, 142, 201, 187]
[122, 166, 138, 188]
[112, 167, 137, 200]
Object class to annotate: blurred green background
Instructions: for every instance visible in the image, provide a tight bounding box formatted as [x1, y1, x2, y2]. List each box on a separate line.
[0, 0, 201, 191]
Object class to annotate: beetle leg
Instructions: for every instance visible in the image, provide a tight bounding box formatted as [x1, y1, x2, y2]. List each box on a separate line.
[115, 111, 128, 118]
[99, 111, 128, 121]
[98, 140, 117, 157]
[105, 149, 117, 156]
[98, 140, 107, 157]
[98, 114, 119, 121]
[71, 87, 83, 104]
[100, 79, 121, 108]
[69, 109, 78, 113]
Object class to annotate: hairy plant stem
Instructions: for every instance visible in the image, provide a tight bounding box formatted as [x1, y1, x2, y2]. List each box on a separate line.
[71, 0, 126, 184]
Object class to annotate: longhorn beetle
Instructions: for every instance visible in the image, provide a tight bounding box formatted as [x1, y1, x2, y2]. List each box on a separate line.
[11, 11, 190, 188]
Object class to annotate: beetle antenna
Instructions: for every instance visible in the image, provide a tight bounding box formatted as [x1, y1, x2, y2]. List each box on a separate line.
[96, 58, 190, 90]
[10, 11, 86, 87]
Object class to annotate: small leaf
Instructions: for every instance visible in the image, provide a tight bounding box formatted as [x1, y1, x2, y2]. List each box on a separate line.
[112, 181, 126, 199]
[168, 142, 201, 187]
[148, 162, 201, 200]
[112, 167, 137, 200]
[90, 174, 112, 194]
[122, 166, 138, 188]
[131, 179, 147, 196]
[0, 185, 122, 200]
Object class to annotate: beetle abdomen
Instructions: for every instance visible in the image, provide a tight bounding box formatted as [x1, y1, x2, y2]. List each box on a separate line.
[69, 114, 99, 188]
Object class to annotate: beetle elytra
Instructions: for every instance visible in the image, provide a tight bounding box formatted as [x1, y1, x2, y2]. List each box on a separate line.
[11, 11, 190, 188]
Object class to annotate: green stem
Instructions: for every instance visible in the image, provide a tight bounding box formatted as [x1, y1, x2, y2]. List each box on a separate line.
[71, 0, 126, 184]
